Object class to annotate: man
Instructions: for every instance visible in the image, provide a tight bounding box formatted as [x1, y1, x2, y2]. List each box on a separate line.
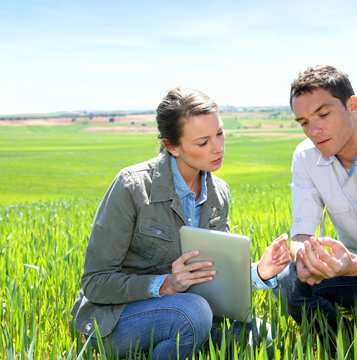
[274, 65, 357, 336]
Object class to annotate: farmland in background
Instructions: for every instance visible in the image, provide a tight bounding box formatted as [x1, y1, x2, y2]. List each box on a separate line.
[0, 112, 303, 205]
[1, 114, 351, 359]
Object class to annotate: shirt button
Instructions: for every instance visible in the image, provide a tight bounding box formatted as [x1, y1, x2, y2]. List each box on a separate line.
[188, 218, 192, 222]
[156, 229, 162, 235]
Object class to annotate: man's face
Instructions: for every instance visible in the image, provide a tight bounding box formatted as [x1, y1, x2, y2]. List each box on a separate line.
[292, 88, 357, 165]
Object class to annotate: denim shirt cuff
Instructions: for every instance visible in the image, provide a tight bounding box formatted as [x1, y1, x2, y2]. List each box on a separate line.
[150, 274, 170, 297]
[251, 262, 277, 290]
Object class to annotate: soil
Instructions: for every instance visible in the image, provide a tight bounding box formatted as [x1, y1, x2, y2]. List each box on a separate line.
[0, 114, 156, 127]
[81, 126, 157, 133]
[0, 114, 305, 138]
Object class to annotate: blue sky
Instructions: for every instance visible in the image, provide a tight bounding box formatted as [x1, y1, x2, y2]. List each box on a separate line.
[1, 0, 357, 114]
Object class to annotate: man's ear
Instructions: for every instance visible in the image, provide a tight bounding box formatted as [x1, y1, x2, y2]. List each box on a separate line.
[348, 95, 357, 114]
[163, 139, 180, 157]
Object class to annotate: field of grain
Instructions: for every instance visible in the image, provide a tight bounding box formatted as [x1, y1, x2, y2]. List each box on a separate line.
[0, 119, 354, 359]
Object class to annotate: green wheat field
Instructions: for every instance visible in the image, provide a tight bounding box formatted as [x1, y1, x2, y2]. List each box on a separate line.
[0, 122, 355, 359]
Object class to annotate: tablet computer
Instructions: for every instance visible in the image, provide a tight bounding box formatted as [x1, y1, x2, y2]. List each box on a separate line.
[180, 226, 252, 322]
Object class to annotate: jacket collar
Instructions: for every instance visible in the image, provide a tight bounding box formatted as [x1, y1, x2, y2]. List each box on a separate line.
[150, 151, 224, 210]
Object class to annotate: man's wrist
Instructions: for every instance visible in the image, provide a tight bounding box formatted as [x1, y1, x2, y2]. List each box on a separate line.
[345, 253, 357, 276]
[292, 242, 305, 263]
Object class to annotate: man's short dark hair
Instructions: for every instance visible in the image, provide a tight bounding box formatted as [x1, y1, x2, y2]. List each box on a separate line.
[290, 65, 355, 109]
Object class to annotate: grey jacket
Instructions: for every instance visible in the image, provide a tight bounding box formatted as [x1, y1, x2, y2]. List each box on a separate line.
[71, 151, 231, 338]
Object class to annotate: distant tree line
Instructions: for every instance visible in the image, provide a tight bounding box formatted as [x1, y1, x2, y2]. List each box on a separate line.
[0, 107, 294, 121]
[0, 110, 156, 121]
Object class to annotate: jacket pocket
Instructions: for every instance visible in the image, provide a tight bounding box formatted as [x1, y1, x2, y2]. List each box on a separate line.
[130, 218, 175, 264]
[139, 218, 174, 241]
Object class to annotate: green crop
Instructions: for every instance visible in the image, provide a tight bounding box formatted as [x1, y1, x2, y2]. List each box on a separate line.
[0, 125, 353, 359]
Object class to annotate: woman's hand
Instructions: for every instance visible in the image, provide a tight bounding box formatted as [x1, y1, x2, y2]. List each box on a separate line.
[257, 234, 290, 280]
[159, 251, 216, 295]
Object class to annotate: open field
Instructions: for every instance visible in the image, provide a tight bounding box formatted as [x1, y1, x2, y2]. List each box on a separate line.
[0, 115, 305, 205]
[0, 111, 298, 134]
[0, 114, 157, 127]
[0, 122, 353, 359]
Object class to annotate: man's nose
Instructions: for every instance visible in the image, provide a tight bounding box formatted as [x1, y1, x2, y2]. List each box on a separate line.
[309, 121, 322, 136]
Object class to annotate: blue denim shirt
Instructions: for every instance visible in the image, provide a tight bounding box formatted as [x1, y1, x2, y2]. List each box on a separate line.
[171, 154, 208, 227]
[150, 155, 276, 296]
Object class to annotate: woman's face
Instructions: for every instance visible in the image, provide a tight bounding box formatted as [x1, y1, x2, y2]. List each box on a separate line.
[167, 112, 225, 177]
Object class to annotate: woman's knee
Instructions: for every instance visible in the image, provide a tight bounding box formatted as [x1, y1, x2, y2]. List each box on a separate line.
[172, 293, 212, 326]
[169, 293, 213, 344]
[149, 293, 212, 359]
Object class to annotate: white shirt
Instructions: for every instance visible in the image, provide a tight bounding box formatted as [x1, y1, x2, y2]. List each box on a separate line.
[290, 138, 357, 254]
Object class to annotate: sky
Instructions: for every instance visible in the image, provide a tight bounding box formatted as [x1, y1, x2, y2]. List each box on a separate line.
[1, 0, 357, 114]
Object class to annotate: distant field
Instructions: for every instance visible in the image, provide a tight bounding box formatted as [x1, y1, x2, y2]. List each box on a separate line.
[0, 119, 304, 205]
[0, 129, 158, 204]
[0, 114, 156, 127]
[0, 111, 297, 132]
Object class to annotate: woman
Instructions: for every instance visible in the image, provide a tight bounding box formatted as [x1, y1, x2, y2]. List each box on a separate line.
[71, 87, 290, 359]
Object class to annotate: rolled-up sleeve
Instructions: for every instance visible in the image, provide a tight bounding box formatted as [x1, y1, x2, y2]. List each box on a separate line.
[150, 274, 169, 297]
[290, 148, 324, 239]
[251, 262, 277, 290]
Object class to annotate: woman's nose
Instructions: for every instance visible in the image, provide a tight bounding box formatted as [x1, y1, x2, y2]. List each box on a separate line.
[213, 138, 224, 152]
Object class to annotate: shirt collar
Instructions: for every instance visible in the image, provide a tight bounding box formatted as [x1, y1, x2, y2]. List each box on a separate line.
[350, 156, 357, 177]
[196, 172, 208, 205]
[170, 154, 207, 202]
[317, 154, 335, 166]
[317, 153, 357, 177]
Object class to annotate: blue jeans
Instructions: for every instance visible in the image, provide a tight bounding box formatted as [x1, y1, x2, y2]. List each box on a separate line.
[88, 293, 272, 359]
[273, 261, 357, 334]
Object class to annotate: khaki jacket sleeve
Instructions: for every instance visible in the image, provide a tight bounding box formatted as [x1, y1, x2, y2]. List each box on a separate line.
[81, 169, 157, 304]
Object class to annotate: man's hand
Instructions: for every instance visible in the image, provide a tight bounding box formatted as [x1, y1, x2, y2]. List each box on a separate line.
[295, 248, 325, 285]
[291, 234, 324, 285]
[300, 237, 357, 284]
[159, 251, 216, 295]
